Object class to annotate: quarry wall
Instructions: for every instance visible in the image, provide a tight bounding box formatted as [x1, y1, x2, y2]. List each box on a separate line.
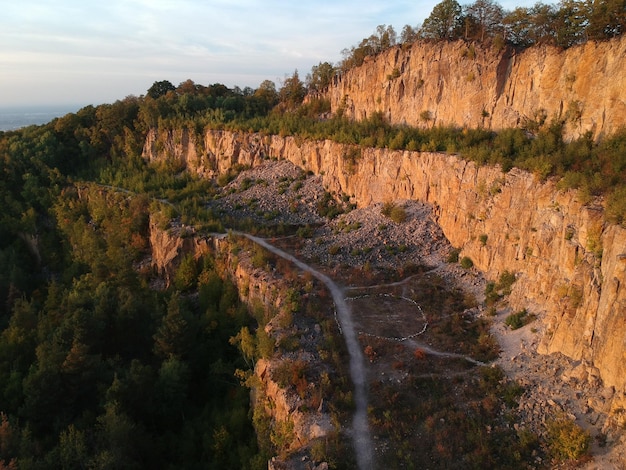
[144, 128, 626, 407]
[142, 35, 626, 409]
[323, 36, 626, 141]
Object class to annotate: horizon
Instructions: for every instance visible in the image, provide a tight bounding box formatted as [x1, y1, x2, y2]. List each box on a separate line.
[2, 0, 545, 109]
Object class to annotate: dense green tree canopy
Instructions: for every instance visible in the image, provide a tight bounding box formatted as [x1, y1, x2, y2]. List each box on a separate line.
[306, 62, 336, 92]
[147, 80, 176, 99]
[421, 0, 464, 39]
[278, 70, 307, 108]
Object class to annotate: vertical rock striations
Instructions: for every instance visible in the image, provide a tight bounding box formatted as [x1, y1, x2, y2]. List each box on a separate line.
[323, 37, 626, 140]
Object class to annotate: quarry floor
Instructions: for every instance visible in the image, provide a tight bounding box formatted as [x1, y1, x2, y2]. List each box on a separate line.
[210, 160, 626, 469]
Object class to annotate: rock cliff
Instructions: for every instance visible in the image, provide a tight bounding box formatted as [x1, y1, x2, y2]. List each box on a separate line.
[149, 217, 210, 287]
[323, 37, 626, 140]
[144, 128, 626, 407]
[148, 222, 335, 463]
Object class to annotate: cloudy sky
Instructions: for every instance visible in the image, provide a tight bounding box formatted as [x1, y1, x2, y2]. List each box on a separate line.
[1, 0, 541, 108]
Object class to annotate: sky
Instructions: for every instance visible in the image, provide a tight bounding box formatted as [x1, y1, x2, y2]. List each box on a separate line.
[1, 0, 542, 109]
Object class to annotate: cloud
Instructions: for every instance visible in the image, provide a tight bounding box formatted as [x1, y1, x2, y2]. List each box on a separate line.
[1, 0, 547, 106]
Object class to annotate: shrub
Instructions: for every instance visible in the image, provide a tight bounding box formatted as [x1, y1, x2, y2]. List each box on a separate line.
[606, 186, 626, 226]
[460, 256, 473, 269]
[485, 281, 499, 306]
[296, 225, 313, 238]
[251, 246, 269, 269]
[387, 68, 401, 80]
[479, 234, 488, 246]
[546, 417, 591, 461]
[413, 348, 427, 360]
[497, 270, 516, 294]
[486, 270, 517, 306]
[390, 205, 407, 223]
[420, 110, 432, 122]
[317, 191, 344, 219]
[505, 309, 534, 330]
[381, 202, 407, 223]
[446, 248, 460, 263]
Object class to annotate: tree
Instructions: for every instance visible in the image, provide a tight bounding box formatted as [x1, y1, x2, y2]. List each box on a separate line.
[503, 7, 535, 46]
[278, 70, 306, 108]
[0, 413, 18, 467]
[155, 356, 189, 425]
[173, 253, 198, 292]
[400, 24, 420, 43]
[421, 0, 463, 39]
[92, 402, 142, 468]
[553, 0, 589, 47]
[177, 79, 200, 95]
[587, 0, 626, 39]
[147, 80, 175, 99]
[339, 25, 398, 71]
[528, 2, 559, 44]
[373, 24, 398, 51]
[229, 326, 256, 367]
[252, 80, 278, 113]
[306, 62, 336, 92]
[463, 0, 505, 41]
[153, 294, 194, 359]
[58, 424, 89, 469]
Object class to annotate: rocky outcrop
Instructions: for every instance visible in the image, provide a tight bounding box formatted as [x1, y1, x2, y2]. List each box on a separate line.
[323, 37, 626, 141]
[144, 129, 626, 405]
[148, 217, 210, 287]
[148, 223, 335, 463]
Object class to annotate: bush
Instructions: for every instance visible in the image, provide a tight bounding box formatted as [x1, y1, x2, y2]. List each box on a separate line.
[486, 271, 517, 306]
[606, 186, 626, 226]
[460, 256, 473, 269]
[296, 225, 313, 238]
[251, 246, 269, 269]
[485, 282, 499, 306]
[546, 417, 591, 461]
[497, 270, 516, 294]
[504, 309, 534, 330]
[381, 202, 407, 223]
[446, 248, 460, 263]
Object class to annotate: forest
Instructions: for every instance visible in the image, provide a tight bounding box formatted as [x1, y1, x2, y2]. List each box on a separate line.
[0, 101, 270, 467]
[1, 1, 625, 466]
[339, 0, 625, 70]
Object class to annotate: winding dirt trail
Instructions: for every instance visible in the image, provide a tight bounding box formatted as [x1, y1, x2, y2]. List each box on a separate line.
[240, 233, 375, 470]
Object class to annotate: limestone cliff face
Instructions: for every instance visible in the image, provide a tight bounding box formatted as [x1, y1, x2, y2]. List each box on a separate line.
[322, 37, 626, 140]
[143, 129, 626, 399]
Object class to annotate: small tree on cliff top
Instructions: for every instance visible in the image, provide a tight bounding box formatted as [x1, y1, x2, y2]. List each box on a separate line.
[279, 70, 306, 108]
[421, 0, 463, 39]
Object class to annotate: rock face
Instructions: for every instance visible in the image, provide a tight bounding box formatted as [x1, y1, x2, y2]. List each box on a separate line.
[148, 223, 335, 462]
[323, 37, 626, 140]
[144, 129, 626, 403]
[149, 217, 210, 287]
